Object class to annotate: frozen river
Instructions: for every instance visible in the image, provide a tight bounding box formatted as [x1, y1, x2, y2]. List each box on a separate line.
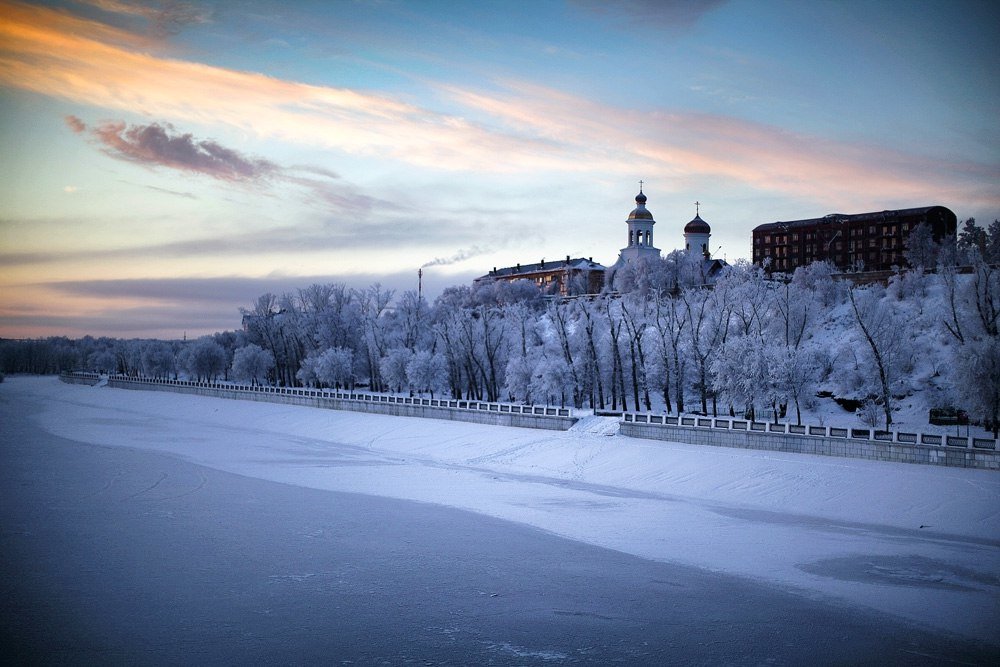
[2, 378, 998, 663]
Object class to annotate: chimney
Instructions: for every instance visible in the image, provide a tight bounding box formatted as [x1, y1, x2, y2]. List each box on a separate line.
[540, 259, 545, 268]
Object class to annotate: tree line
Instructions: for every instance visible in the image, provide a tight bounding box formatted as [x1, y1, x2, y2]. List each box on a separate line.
[3, 219, 998, 435]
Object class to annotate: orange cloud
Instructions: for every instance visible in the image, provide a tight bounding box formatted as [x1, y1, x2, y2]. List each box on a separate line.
[0, 1, 566, 172]
[446, 80, 1000, 210]
[1, 0, 996, 210]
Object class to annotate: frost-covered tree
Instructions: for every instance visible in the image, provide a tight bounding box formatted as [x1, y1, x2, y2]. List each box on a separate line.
[241, 292, 303, 386]
[529, 353, 573, 407]
[791, 260, 840, 308]
[387, 289, 431, 352]
[953, 337, 1000, 437]
[574, 297, 607, 409]
[683, 285, 729, 415]
[772, 344, 820, 425]
[545, 300, 582, 407]
[380, 347, 413, 393]
[958, 218, 988, 257]
[651, 292, 685, 413]
[88, 347, 118, 374]
[604, 298, 630, 411]
[503, 351, 537, 403]
[180, 337, 228, 382]
[986, 220, 1000, 264]
[231, 344, 275, 385]
[711, 334, 776, 422]
[357, 284, 394, 392]
[405, 350, 448, 398]
[621, 293, 653, 411]
[847, 284, 903, 428]
[300, 347, 354, 389]
[141, 341, 176, 379]
[772, 280, 813, 349]
[903, 222, 938, 269]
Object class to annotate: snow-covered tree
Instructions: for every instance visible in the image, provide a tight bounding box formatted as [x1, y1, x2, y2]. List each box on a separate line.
[772, 344, 820, 425]
[952, 337, 1000, 437]
[529, 353, 573, 407]
[504, 351, 536, 403]
[683, 285, 729, 415]
[180, 337, 228, 382]
[358, 284, 394, 392]
[651, 292, 686, 413]
[380, 347, 413, 393]
[711, 334, 775, 422]
[231, 344, 275, 385]
[405, 350, 448, 398]
[958, 218, 988, 258]
[322, 347, 355, 389]
[141, 341, 176, 379]
[986, 219, 1000, 264]
[574, 297, 607, 409]
[847, 284, 903, 428]
[903, 222, 938, 269]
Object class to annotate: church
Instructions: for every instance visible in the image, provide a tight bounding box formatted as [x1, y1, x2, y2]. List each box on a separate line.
[474, 186, 724, 295]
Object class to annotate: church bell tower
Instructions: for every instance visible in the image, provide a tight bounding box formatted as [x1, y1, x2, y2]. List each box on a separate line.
[618, 184, 661, 264]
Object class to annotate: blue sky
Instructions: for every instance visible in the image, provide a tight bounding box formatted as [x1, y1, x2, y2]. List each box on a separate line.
[1, 0, 997, 338]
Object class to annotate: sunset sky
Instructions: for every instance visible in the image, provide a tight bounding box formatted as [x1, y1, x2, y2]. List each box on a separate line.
[1, 0, 998, 339]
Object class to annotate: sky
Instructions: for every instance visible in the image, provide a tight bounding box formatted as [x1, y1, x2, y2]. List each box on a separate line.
[1, 0, 998, 339]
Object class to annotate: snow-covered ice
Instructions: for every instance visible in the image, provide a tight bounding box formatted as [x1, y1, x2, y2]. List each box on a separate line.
[4, 377, 999, 651]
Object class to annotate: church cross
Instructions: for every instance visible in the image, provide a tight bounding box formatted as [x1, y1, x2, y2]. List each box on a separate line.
[638, 179, 644, 192]
[695, 200, 701, 215]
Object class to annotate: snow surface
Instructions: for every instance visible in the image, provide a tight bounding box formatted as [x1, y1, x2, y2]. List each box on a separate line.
[7, 376, 1000, 645]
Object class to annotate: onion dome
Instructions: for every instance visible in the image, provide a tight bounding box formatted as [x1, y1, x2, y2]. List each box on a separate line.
[628, 190, 653, 220]
[684, 213, 711, 234]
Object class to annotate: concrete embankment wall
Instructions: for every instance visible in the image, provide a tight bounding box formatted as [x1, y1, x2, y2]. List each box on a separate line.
[58, 372, 101, 386]
[620, 414, 998, 470]
[103, 375, 577, 431]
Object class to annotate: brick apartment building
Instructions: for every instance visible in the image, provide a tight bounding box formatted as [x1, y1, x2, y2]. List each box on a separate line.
[752, 206, 957, 273]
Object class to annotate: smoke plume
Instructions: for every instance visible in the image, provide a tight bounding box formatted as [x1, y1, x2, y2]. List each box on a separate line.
[421, 246, 490, 269]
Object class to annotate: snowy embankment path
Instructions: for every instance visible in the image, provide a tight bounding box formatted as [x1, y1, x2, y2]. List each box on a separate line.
[9, 377, 1000, 645]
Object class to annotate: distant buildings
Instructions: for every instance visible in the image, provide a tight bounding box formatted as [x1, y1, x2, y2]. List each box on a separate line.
[476, 187, 725, 295]
[752, 206, 957, 273]
[474, 256, 606, 296]
[475, 193, 956, 290]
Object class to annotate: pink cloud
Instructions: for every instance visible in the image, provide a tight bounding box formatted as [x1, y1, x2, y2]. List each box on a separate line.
[2, 1, 997, 212]
[90, 120, 279, 182]
[64, 114, 87, 133]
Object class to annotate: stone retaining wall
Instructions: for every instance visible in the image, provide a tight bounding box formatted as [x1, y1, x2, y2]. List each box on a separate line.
[58, 371, 101, 386]
[104, 375, 577, 431]
[621, 415, 998, 470]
